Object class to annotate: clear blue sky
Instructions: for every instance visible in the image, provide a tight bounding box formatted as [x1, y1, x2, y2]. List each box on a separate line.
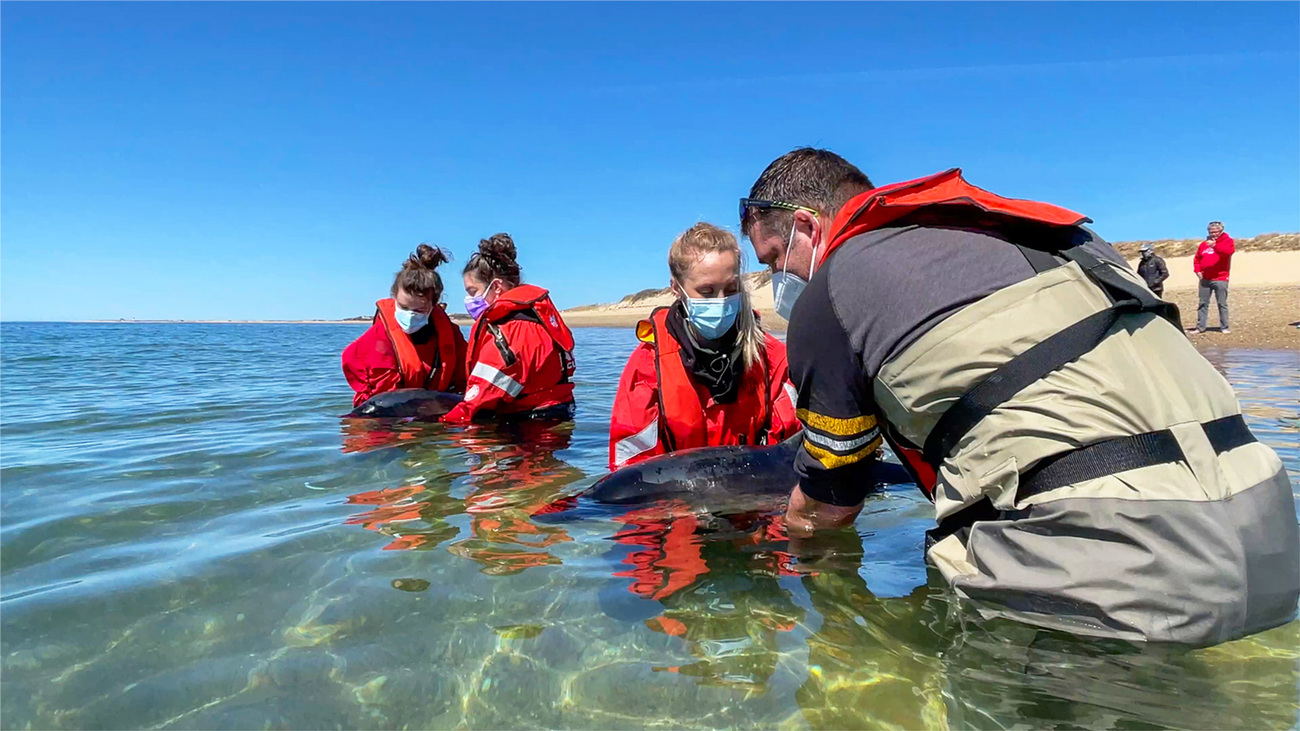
[3, 2, 1298, 321]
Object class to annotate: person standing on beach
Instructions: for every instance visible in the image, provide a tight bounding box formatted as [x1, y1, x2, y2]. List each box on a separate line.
[1194, 221, 1234, 333]
[739, 147, 1298, 646]
[607, 223, 800, 470]
[1136, 242, 1168, 297]
[342, 245, 468, 407]
[442, 234, 577, 424]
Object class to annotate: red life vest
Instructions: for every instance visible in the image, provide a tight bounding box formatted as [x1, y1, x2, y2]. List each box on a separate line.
[467, 284, 577, 408]
[819, 169, 1091, 497]
[638, 307, 771, 452]
[374, 298, 461, 391]
[820, 168, 1090, 267]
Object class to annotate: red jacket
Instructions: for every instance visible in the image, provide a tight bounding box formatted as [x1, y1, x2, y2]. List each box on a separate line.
[608, 309, 801, 470]
[342, 300, 468, 407]
[1193, 234, 1235, 281]
[444, 285, 576, 423]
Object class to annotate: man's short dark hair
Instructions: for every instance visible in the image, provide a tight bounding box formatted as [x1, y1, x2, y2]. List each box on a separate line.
[741, 147, 874, 240]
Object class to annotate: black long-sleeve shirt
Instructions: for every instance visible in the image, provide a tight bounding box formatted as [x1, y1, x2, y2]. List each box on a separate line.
[786, 224, 1126, 506]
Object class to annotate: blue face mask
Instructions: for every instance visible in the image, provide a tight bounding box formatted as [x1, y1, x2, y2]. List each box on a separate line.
[394, 307, 430, 334]
[685, 293, 743, 340]
[771, 220, 817, 321]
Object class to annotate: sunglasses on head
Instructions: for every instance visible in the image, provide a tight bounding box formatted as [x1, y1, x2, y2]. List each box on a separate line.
[738, 198, 819, 226]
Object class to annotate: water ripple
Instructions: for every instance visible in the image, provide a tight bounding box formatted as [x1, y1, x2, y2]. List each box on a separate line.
[1, 323, 1296, 730]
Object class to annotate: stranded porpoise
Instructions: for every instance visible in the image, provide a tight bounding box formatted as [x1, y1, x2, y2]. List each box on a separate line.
[586, 433, 914, 510]
[345, 389, 463, 420]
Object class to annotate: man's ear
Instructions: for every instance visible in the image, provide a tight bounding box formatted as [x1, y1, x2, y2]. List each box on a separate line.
[792, 209, 821, 249]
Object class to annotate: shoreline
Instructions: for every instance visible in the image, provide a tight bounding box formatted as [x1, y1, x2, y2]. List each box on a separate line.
[561, 284, 1300, 350]
[40, 250, 1300, 350]
[50, 287, 1300, 350]
[560, 250, 1300, 351]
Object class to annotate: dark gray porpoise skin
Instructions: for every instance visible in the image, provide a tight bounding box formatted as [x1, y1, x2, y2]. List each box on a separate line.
[588, 434, 914, 508]
[345, 389, 463, 419]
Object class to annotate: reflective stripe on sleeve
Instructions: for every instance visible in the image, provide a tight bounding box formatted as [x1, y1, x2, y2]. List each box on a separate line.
[782, 382, 798, 406]
[470, 362, 524, 398]
[803, 434, 882, 469]
[614, 418, 660, 467]
[804, 427, 880, 453]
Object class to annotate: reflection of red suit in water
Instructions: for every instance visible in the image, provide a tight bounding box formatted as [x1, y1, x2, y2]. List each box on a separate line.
[612, 507, 806, 689]
[342, 299, 468, 407]
[344, 421, 579, 571]
[613, 508, 803, 601]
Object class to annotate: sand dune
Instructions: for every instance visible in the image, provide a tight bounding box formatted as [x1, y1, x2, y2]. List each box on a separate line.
[1123, 252, 1300, 291]
[564, 247, 1294, 332]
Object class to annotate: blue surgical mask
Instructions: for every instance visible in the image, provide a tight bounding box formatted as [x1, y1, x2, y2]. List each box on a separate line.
[464, 294, 489, 321]
[394, 307, 430, 334]
[772, 219, 817, 321]
[685, 293, 743, 340]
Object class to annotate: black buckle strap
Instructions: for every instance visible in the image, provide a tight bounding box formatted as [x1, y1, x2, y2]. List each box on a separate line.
[1018, 430, 1183, 499]
[927, 415, 1258, 553]
[1203, 414, 1255, 453]
[1019, 414, 1257, 500]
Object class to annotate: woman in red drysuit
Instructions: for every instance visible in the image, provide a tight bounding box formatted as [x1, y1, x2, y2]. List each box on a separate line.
[607, 222, 801, 471]
[442, 233, 577, 424]
[342, 244, 468, 408]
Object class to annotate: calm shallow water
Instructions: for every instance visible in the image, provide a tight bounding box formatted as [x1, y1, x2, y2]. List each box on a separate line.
[1, 323, 1297, 730]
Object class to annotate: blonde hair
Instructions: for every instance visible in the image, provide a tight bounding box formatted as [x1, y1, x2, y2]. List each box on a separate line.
[668, 222, 765, 371]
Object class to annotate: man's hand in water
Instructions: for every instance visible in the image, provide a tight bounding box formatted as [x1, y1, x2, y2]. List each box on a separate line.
[785, 484, 863, 537]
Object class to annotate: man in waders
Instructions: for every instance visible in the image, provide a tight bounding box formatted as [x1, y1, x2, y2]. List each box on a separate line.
[739, 147, 1299, 646]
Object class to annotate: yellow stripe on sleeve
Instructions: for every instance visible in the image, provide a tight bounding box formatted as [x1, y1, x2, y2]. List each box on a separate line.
[796, 409, 877, 437]
[802, 435, 883, 470]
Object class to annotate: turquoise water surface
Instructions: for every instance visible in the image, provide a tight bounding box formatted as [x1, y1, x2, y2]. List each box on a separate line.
[2, 323, 1297, 729]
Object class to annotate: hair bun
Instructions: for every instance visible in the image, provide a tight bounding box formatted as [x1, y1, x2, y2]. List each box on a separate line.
[465, 233, 522, 285]
[408, 243, 450, 271]
[478, 233, 517, 267]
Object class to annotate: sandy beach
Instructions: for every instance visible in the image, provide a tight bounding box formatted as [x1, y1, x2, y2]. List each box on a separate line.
[562, 249, 1300, 350]
[78, 245, 1299, 350]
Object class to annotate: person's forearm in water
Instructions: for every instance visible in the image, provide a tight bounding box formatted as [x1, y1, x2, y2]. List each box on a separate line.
[785, 483, 863, 536]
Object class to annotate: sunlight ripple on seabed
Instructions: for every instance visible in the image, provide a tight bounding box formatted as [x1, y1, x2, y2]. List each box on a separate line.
[0, 324, 1296, 729]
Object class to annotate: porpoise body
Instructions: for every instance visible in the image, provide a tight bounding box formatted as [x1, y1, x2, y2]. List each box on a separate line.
[345, 389, 463, 420]
[586, 434, 914, 511]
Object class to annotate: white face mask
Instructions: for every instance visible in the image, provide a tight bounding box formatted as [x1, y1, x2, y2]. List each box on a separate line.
[771, 219, 817, 321]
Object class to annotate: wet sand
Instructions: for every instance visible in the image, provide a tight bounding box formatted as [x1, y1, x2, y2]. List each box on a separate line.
[1167, 285, 1300, 351]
